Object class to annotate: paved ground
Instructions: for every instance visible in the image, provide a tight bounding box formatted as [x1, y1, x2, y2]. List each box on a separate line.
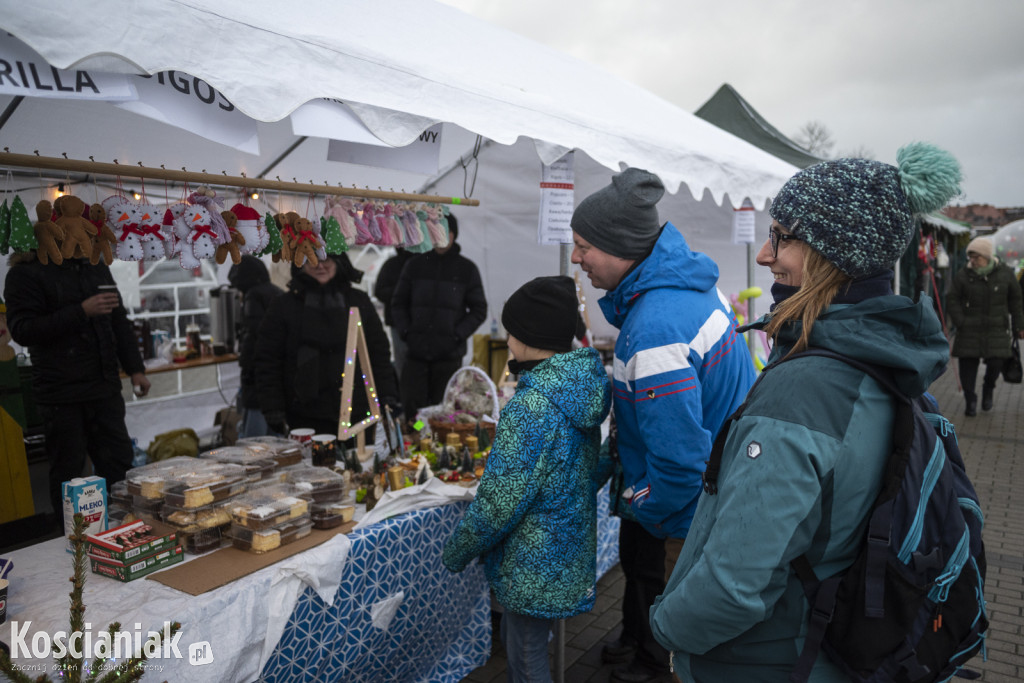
[463, 365, 1024, 682]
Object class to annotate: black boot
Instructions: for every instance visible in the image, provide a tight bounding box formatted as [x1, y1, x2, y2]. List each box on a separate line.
[965, 394, 977, 417]
[982, 385, 994, 411]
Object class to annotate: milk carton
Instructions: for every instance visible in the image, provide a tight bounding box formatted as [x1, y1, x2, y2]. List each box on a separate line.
[62, 476, 108, 552]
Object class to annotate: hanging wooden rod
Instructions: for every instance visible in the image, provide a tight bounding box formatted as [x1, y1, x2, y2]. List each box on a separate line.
[0, 151, 479, 206]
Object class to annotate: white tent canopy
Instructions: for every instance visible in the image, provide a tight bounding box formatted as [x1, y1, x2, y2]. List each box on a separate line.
[0, 0, 795, 208]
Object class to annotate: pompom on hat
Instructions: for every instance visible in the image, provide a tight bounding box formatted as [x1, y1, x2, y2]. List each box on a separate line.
[769, 142, 962, 279]
[570, 168, 665, 260]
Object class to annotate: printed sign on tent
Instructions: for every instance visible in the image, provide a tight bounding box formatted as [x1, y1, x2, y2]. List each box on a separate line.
[0, 34, 135, 101]
[537, 152, 575, 245]
[115, 72, 260, 155]
[732, 206, 756, 244]
[327, 124, 443, 175]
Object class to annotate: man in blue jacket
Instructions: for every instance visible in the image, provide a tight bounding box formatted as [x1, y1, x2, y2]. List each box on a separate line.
[571, 168, 756, 683]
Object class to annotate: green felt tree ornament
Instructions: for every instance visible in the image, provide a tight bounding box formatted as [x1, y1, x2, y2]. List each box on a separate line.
[321, 215, 348, 254]
[7, 195, 37, 252]
[261, 211, 284, 257]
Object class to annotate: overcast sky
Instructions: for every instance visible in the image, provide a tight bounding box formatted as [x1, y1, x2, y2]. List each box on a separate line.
[439, 0, 1024, 208]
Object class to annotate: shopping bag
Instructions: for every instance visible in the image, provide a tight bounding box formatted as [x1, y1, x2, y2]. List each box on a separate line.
[1003, 338, 1023, 384]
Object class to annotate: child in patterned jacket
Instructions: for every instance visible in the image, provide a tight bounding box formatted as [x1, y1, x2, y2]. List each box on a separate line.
[443, 276, 611, 682]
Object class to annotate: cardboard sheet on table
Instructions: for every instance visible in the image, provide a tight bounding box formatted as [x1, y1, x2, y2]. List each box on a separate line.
[147, 521, 356, 596]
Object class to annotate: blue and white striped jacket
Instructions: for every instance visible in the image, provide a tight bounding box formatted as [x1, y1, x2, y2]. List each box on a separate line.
[598, 223, 756, 539]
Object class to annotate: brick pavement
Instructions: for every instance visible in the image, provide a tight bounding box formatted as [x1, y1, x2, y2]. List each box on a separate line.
[463, 365, 1023, 682]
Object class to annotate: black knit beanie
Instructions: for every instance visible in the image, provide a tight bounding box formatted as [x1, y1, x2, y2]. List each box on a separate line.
[570, 167, 665, 259]
[502, 276, 586, 352]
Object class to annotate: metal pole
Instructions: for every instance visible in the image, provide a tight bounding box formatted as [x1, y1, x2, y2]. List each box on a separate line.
[560, 243, 571, 277]
[747, 242, 757, 356]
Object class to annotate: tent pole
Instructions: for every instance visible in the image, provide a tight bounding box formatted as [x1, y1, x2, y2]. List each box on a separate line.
[560, 243, 571, 277]
[0, 151, 479, 206]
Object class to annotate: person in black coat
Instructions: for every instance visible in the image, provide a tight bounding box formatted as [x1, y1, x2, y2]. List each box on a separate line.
[390, 214, 487, 423]
[254, 253, 399, 436]
[227, 255, 282, 437]
[373, 247, 415, 378]
[5, 252, 150, 524]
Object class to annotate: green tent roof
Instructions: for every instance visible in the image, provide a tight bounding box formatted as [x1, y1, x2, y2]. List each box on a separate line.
[695, 84, 825, 169]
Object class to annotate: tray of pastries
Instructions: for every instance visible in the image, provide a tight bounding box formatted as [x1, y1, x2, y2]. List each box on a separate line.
[227, 483, 312, 530]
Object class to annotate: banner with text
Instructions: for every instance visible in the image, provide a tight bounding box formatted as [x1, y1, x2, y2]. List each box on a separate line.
[537, 152, 575, 245]
[327, 124, 442, 175]
[0, 34, 135, 101]
[115, 72, 260, 154]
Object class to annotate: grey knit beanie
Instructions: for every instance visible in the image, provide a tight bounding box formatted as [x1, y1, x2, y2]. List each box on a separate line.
[571, 168, 665, 259]
[769, 143, 962, 279]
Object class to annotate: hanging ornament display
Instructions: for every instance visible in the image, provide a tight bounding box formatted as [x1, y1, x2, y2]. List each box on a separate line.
[229, 203, 267, 255]
[215, 210, 246, 264]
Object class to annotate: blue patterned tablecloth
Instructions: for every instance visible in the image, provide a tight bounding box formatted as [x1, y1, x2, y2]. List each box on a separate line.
[260, 482, 620, 683]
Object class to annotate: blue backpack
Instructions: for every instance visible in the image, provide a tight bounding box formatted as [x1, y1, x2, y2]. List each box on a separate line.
[703, 348, 988, 682]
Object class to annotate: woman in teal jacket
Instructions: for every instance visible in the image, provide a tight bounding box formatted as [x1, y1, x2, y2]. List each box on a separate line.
[650, 144, 962, 681]
[444, 276, 611, 682]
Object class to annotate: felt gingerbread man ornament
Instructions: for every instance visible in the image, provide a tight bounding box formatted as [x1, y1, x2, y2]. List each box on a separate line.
[53, 195, 99, 260]
[279, 211, 321, 267]
[82, 202, 117, 266]
[215, 210, 246, 264]
[274, 212, 294, 264]
[33, 200, 64, 266]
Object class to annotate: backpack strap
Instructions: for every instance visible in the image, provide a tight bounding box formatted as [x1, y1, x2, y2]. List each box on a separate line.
[790, 555, 843, 683]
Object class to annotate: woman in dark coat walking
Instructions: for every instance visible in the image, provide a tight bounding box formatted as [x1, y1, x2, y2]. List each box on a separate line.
[947, 236, 1024, 415]
[254, 254, 399, 436]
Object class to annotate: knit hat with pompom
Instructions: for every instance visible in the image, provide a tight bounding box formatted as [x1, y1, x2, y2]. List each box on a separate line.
[769, 142, 962, 279]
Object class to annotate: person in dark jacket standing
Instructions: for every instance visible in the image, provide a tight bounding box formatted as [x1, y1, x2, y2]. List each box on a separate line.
[391, 213, 487, 423]
[254, 253, 399, 436]
[5, 252, 150, 525]
[227, 255, 282, 437]
[373, 247, 414, 378]
[947, 236, 1024, 415]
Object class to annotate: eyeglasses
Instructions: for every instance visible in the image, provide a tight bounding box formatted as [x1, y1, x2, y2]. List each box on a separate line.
[769, 227, 802, 258]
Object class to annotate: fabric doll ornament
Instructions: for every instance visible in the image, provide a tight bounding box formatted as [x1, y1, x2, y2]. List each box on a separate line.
[53, 195, 99, 260]
[372, 202, 393, 246]
[135, 203, 169, 260]
[409, 206, 434, 253]
[215, 210, 246, 264]
[360, 202, 383, 243]
[310, 213, 327, 262]
[350, 202, 375, 245]
[180, 203, 217, 268]
[261, 211, 283, 260]
[84, 202, 117, 266]
[400, 205, 424, 248]
[163, 203, 189, 262]
[0, 198, 11, 254]
[323, 196, 357, 246]
[423, 205, 448, 249]
[229, 203, 266, 255]
[382, 203, 405, 246]
[32, 200, 64, 265]
[320, 215, 348, 254]
[101, 195, 145, 261]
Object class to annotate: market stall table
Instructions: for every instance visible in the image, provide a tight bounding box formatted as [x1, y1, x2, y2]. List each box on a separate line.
[1, 481, 620, 682]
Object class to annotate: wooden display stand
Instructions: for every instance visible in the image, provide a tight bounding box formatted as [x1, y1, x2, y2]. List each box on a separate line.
[337, 307, 381, 461]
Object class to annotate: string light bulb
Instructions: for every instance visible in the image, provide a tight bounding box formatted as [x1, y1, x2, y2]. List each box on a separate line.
[55, 183, 65, 198]
[250, 191, 259, 200]
[133, 191, 141, 201]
